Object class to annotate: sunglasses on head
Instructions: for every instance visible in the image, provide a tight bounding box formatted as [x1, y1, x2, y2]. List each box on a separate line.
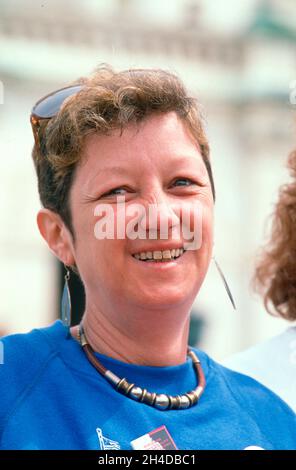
[30, 84, 84, 151]
[30, 69, 156, 152]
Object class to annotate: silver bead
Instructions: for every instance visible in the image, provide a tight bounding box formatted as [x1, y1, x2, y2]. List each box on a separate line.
[194, 385, 203, 399]
[186, 391, 198, 405]
[155, 394, 170, 410]
[105, 370, 121, 386]
[179, 395, 191, 409]
[129, 386, 143, 401]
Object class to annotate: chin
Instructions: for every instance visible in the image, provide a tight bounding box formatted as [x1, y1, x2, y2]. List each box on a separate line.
[135, 287, 190, 308]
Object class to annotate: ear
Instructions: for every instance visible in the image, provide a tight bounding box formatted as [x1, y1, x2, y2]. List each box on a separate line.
[37, 208, 75, 266]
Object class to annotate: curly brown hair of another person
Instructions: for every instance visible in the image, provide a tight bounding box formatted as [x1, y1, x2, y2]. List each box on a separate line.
[254, 149, 296, 321]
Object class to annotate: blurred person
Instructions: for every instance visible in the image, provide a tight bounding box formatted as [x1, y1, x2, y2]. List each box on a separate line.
[0, 65, 296, 450]
[224, 149, 296, 411]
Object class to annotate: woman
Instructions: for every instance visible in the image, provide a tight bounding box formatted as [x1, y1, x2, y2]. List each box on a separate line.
[0, 65, 295, 450]
[224, 149, 296, 412]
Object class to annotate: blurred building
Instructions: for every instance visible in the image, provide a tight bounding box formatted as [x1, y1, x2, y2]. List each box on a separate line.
[0, 0, 295, 359]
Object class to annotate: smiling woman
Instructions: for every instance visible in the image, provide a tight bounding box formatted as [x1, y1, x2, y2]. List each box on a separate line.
[0, 64, 296, 450]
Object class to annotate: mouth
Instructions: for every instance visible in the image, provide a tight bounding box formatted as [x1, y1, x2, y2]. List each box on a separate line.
[132, 247, 187, 263]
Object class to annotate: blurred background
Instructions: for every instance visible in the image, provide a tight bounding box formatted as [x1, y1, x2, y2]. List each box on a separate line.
[0, 0, 295, 360]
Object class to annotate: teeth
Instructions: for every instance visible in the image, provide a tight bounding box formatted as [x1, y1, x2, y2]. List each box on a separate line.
[153, 251, 162, 260]
[162, 250, 172, 260]
[132, 247, 185, 261]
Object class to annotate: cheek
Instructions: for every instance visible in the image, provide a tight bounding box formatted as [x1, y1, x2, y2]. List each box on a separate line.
[201, 208, 214, 260]
[202, 207, 213, 241]
[76, 238, 127, 292]
[181, 198, 213, 252]
[188, 201, 214, 267]
[89, 239, 127, 274]
[193, 209, 213, 281]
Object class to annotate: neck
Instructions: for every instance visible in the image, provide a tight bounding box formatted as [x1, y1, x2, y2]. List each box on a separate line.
[73, 301, 191, 367]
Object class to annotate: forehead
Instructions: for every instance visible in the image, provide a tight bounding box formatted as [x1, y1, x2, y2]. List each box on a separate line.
[76, 112, 204, 182]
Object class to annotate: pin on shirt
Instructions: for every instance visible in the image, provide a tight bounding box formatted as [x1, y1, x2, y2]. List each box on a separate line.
[131, 425, 178, 450]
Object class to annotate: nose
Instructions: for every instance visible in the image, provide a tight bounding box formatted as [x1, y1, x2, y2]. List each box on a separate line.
[138, 193, 180, 239]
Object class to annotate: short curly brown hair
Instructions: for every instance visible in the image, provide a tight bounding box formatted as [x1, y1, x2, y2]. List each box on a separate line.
[31, 64, 215, 239]
[254, 149, 296, 321]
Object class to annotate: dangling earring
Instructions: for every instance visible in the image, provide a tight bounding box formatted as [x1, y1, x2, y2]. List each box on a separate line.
[61, 265, 72, 326]
[212, 256, 236, 310]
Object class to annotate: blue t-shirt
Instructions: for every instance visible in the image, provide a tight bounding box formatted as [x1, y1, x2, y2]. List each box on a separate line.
[0, 320, 296, 450]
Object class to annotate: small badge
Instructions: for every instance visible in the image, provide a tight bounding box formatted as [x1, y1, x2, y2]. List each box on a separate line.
[96, 428, 121, 450]
[131, 425, 178, 450]
[244, 445, 265, 450]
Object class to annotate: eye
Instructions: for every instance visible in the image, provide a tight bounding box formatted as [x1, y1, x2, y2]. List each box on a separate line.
[172, 178, 196, 187]
[102, 186, 129, 197]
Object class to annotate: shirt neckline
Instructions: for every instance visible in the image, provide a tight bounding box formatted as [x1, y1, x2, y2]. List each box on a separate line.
[47, 320, 211, 394]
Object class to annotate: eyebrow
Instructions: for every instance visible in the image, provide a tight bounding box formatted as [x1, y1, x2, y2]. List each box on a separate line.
[86, 155, 205, 189]
[85, 166, 130, 191]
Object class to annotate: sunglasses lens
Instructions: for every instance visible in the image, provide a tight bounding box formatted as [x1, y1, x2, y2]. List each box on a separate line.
[32, 85, 83, 119]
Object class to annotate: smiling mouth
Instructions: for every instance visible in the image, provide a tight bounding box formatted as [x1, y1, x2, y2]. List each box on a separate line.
[132, 247, 186, 262]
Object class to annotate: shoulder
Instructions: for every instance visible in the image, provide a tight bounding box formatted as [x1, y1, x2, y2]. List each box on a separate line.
[0, 320, 68, 368]
[195, 346, 296, 420]
[207, 353, 296, 436]
[0, 321, 68, 436]
[221, 328, 296, 413]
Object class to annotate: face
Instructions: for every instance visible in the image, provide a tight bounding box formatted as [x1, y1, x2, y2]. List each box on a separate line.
[68, 112, 214, 319]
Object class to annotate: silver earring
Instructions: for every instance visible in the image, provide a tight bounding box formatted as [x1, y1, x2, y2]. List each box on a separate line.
[212, 256, 236, 310]
[61, 265, 72, 326]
